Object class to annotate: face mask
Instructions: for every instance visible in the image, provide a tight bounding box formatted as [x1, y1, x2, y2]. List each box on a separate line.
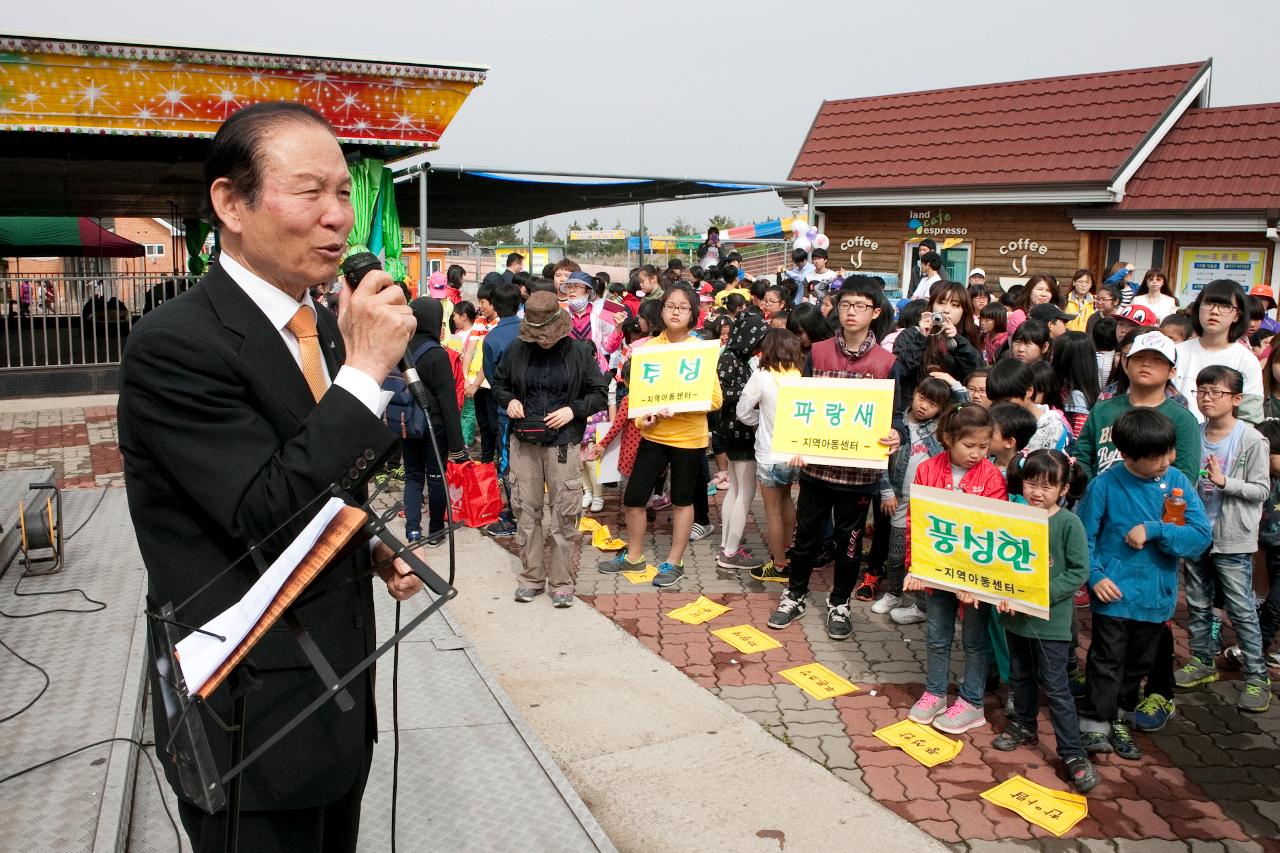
[568, 296, 589, 312]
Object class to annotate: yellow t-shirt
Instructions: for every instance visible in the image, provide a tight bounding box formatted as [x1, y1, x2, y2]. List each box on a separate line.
[714, 285, 750, 308]
[633, 331, 723, 449]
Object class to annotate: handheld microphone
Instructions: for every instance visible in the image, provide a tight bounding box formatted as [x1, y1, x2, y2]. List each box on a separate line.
[339, 252, 430, 409]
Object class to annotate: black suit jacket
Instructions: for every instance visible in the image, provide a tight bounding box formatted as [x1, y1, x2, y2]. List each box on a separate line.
[118, 261, 397, 811]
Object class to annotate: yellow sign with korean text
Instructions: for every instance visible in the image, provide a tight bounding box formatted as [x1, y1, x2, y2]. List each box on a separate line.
[908, 486, 1050, 619]
[770, 377, 895, 469]
[872, 720, 963, 767]
[628, 339, 720, 418]
[777, 663, 859, 700]
[981, 776, 1088, 837]
[666, 596, 732, 625]
[711, 624, 783, 654]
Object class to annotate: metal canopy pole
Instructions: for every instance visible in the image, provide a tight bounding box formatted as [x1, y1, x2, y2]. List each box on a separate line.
[807, 185, 816, 230]
[527, 220, 534, 274]
[638, 203, 645, 266]
[418, 166, 429, 288]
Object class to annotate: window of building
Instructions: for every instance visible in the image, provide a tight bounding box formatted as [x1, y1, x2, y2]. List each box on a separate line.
[1105, 238, 1164, 274]
[429, 259, 442, 274]
[144, 244, 166, 257]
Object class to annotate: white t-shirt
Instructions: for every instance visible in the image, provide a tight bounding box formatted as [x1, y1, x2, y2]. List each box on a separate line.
[1131, 292, 1179, 321]
[1174, 337, 1264, 421]
[736, 368, 800, 464]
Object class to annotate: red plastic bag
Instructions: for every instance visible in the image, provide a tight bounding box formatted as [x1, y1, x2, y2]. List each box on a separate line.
[446, 461, 502, 528]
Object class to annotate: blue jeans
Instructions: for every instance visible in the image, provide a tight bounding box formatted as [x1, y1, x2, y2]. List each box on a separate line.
[402, 436, 445, 537]
[1006, 632, 1085, 762]
[925, 590, 990, 706]
[1186, 551, 1268, 681]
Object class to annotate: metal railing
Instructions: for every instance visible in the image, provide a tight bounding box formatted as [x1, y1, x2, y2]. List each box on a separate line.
[0, 274, 197, 370]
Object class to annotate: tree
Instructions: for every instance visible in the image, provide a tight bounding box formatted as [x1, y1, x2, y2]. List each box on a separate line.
[669, 217, 698, 236]
[707, 214, 736, 231]
[473, 224, 519, 246]
[533, 221, 560, 244]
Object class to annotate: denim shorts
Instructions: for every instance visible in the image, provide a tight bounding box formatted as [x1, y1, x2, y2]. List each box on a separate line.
[756, 461, 798, 488]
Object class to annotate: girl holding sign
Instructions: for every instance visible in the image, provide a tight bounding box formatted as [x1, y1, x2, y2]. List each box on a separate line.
[995, 450, 1099, 794]
[904, 404, 1007, 734]
[597, 283, 723, 588]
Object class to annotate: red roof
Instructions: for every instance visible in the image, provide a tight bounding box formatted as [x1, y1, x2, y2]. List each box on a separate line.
[1117, 103, 1280, 211]
[789, 62, 1208, 192]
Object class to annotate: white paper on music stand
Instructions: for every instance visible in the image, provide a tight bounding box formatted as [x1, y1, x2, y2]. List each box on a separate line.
[174, 497, 345, 695]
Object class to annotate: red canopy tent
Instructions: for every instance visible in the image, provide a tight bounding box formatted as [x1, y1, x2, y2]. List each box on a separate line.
[0, 217, 145, 257]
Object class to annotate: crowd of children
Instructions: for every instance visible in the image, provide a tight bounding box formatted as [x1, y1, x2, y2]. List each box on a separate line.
[435, 245, 1280, 800]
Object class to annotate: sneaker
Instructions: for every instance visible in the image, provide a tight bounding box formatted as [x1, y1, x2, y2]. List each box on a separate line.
[648, 494, 671, 511]
[992, 720, 1038, 751]
[933, 697, 987, 734]
[907, 691, 948, 725]
[652, 561, 684, 588]
[1110, 721, 1142, 760]
[871, 592, 902, 615]
[718, 548, 765, 572]
[751, 562, 790, 583]
[767, 591, 807, 629]
[484, 518, 517, 538]
[590, 496, 605, 513]
[581, 492, 593, 510]
[1238, 679, 1272, 713]
[406, 530, 423, 543]
[1065, 756, 1100, 794]
[597, 553, 647, 574]
[424, 529, 447, 547]
[1267, 651, 1280, 670]
[1174, 656, 1219, 689]
[1223, 644, 1245, 670]
[890, 603, 926, 625]
[853, 573, 879, 602]
[689, 522, 716, 542]
[514, 587, 544, 603]
[1080, 731, 1113, 754]
[1133, 694, 1175, 732]
[825, 598, 853, 641]
[551, 590, 575, 608]
[1073, 586, 1090, 609]
[1068, 670, 1086, 699]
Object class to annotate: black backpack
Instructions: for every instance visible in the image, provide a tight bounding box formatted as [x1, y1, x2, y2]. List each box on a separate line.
[382, 340, 435, 438]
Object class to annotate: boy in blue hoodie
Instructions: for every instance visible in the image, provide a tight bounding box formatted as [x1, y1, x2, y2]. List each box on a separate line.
[1075, 408, 1212, 759]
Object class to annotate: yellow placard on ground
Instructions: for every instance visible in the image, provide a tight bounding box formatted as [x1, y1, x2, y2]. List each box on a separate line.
[628, 339, 719, 418]
[711, 624, 783, 654]
[770, 377, 895, 469]
[981, 776, 1089, 837]
[622, 564, 658, 584]
[872, 720, 963, 767]
[777, 663, 859, 700]
[578, 517, 601, 534]
[666, 596, 731, 625]
[908, 485, 1050, 619]
[591, 526, 625, 551]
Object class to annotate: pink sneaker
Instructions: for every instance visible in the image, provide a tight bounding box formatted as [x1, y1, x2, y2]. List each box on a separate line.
[908, 691, 947, 724]
[932, 697, 987, 734]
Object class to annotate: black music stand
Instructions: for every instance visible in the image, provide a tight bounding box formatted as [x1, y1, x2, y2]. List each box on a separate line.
[146, 483, 456, 852]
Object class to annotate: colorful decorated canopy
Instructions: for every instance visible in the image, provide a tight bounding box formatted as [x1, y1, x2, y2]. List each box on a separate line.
[0, 217, 145, 257]
[0, 34, 486, 147]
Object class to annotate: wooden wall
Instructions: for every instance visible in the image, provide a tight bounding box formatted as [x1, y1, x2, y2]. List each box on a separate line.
[820, 204, 1084, 286]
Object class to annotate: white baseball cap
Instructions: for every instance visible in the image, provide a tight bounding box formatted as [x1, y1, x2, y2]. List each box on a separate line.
[968, 267, 987, 279]
[1128, 330, 1177, 366]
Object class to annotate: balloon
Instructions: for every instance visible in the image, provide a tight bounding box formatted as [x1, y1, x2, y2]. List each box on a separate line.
[812, 234, 830, 250]
[790, 219, 808, 235]
[793, 237, 812, 252]
[806, 226, 819, 241]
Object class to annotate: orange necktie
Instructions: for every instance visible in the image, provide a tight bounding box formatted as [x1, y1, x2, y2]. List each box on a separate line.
[285, 306, 327, 402]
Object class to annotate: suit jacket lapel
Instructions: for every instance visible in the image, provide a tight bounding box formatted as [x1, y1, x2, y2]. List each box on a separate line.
[316, 308, 345, 378]
[202, 262, 317, 426]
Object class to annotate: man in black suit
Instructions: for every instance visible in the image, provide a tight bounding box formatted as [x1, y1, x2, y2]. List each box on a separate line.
[118, 102, 421, 853]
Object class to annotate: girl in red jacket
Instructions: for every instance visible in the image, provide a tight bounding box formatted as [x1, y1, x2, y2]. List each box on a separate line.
[903, 404, 1007, 735]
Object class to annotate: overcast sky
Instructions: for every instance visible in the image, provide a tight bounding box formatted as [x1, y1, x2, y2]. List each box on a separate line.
[9, 0, 1277, 234]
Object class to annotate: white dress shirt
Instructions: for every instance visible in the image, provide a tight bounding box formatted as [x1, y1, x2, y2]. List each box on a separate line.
[220, 252, 388, 416]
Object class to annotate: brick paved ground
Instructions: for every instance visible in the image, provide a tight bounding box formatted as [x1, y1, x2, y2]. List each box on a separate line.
[494, 477, 1280, 851]
[18, 402, 1280, 849]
